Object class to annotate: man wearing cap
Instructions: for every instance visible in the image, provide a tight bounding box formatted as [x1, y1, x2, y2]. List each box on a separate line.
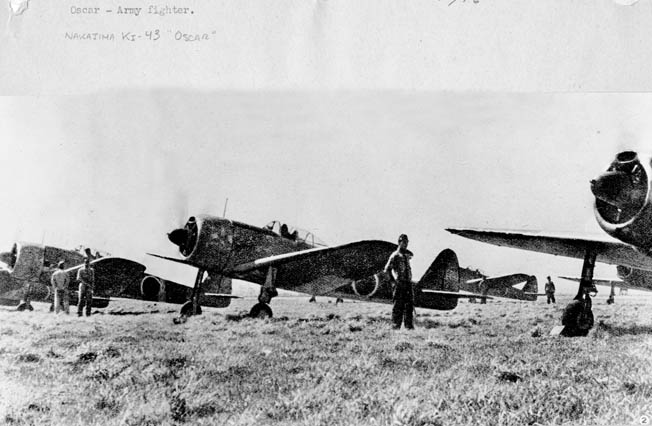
[384, 234, 414, 329]
[51, 261, 70, 314]
[545, 276, 556, 304]
[76, 256, 95, 317]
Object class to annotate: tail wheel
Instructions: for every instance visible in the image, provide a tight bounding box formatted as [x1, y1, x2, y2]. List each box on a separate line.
[249, 303, 273, 319]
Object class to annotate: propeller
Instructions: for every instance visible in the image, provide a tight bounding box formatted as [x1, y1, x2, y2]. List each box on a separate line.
[172, 189, 189, 229]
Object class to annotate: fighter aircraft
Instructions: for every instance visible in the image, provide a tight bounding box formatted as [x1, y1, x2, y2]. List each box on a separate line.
[457, 267, 540, 303]
[0, 242, 200, 310]
[150, 215, 493, 318]
[447, 150, 652, 335]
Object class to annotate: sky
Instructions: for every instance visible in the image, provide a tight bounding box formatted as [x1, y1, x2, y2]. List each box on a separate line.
[2, 92, 652, 295]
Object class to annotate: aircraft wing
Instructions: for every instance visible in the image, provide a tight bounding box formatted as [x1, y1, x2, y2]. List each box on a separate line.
[446, 228, 652, 271]
[230, 240, 398, 296]
[62, 257, 196, 305]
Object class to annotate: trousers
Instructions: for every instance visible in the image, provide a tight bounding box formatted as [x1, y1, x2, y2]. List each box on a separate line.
[546, 292, 556, 304]
[78, 283, 93, 316]
[54, 289, 69, 314]
[392, 282, 414, 329]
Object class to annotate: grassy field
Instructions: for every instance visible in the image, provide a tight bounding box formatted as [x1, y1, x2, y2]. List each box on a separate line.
[1, 293, 652, 426]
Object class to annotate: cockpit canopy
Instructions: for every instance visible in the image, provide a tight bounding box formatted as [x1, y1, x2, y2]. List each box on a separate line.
[264, 220, 327, 247]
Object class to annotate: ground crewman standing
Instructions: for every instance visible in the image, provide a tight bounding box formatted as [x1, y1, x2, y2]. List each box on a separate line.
[545, 276, 556, 304]
[51, 261, 70, 314]
[76, 256, 95, 317]
[384, 234, 414, 330]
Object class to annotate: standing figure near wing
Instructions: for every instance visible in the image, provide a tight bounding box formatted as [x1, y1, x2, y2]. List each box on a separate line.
[51, 261, 70, 314]
[545, 276, 556, 304]
[384, 234, 414, 330]
[76, 257, 95, 317]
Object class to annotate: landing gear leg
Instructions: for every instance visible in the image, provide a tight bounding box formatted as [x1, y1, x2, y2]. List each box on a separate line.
[174, 268, 204, 324]
[607, 281, 616, 305]
[250, 267, 277, 319]
[190, 268, 204, 316]
[560, 249, 597, 337]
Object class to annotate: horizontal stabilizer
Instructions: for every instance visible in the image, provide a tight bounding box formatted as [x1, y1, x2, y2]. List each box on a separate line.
[558, 276, 621, 286]
[422, 289, 493, 299]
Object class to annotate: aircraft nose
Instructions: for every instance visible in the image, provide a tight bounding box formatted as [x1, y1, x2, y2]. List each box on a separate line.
[168, 228, 188, 248]
[168, 216, 199, 257]
[590, 170, 633, 208]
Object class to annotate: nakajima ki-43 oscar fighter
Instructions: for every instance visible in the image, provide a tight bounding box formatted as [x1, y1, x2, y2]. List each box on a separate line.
[456, 267, 540, 303]
[0, 242, 201, 310]
[317, 265, 539, 306]
[149, 215, 507, 319]
[448, 150, 652, 336]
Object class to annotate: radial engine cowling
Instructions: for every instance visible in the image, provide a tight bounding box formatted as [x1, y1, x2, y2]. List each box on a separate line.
[592, 151, 652, 249]
[168, 215, 234, 271]
[140, 276, 165, 301]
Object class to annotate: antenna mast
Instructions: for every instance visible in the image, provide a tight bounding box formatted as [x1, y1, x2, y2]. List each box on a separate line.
[222, 198, 229, 218]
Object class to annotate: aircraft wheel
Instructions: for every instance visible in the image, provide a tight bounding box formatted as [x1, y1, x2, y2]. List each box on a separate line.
[249, 303, 273, 319]
[16, 302, 32, 312]
[606, 297, 615, 305]
[561, 300, 594, 337]
[180, 301, 202, 317]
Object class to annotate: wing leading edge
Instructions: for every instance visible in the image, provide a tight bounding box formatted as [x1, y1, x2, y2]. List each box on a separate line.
[446, 228, 652, 272]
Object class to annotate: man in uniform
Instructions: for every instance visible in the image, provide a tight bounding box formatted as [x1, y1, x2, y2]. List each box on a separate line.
[51, 261, 70, 314]
[384, 234, 414, 329]
[76, 256, 95, 317]
[545, 276, 556, 304]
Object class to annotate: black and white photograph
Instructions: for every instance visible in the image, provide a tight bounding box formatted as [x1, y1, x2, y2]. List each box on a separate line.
[2, 2, 652, 425]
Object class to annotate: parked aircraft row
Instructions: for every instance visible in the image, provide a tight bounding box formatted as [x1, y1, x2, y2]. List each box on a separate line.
[0, 217, 540, 319]
[5, 149, 649, 336]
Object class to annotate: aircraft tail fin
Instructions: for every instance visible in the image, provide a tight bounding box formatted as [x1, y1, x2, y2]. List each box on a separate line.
[416, 249, 460, 310]
[522, 275, 539, 301]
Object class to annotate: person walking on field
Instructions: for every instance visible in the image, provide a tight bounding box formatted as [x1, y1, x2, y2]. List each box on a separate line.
[51, 260, 70, 314]
[77, 256, 95, 317]
[545, 276, 556, 304]
[384, 234, 414, 330]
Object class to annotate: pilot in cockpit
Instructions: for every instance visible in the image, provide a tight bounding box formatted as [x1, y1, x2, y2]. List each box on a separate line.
[280, 224, 298, 241]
